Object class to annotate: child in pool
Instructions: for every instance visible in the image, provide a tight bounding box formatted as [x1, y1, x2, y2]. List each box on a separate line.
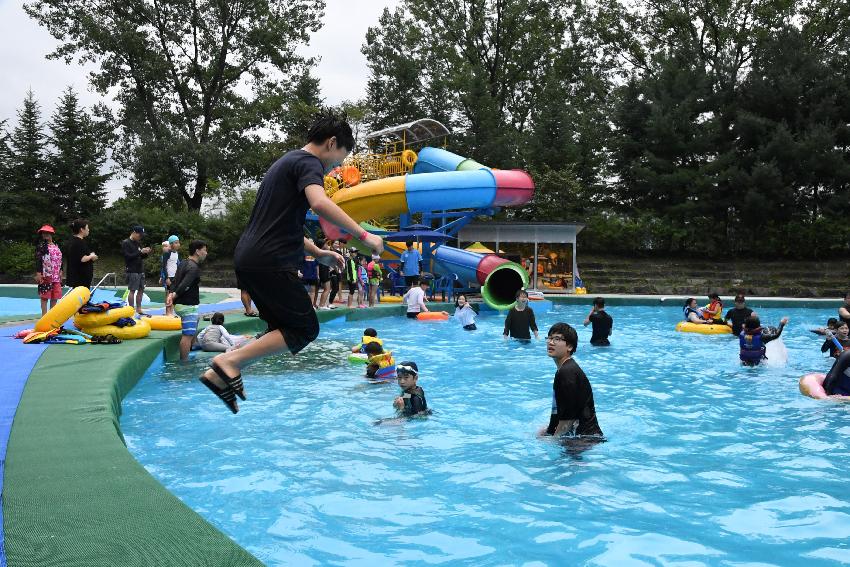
[453, 294, 477, 330]
[364, 340, 395, 379]
[393, 361, 429, 416]
[503, 289, 539, 340]
[351, 327, 382, 353]
[810, 318, 838, 336]
[821, 320, 850, 358]
[195, 312, 251, 352]
[739, 314, 789, 366]
[702, 293, 724, 324]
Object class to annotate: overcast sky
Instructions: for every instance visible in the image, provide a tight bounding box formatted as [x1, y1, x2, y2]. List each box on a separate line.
[0, 0, 398, 199]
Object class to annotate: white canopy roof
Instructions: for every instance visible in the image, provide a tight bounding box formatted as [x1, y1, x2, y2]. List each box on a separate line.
[365, 118, 451, 143]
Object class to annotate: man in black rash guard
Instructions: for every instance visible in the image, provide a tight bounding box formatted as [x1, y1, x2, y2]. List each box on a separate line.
[725, 294, 754, 336]
[539, 322, 603, 446]
[583, 296, 612, 346]
[824, 350, 850, 396]
[503, 289, 539, 341]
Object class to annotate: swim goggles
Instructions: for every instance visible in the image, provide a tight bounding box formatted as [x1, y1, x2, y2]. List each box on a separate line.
[396, 364, 418, 376]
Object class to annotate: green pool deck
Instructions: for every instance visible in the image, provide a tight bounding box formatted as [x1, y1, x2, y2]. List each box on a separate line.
[1, 302, 448, 567]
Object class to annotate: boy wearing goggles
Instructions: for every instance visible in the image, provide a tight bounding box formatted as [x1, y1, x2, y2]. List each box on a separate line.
[393, 361, 429, 417]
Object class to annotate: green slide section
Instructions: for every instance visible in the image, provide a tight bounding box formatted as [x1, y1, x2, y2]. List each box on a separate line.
[2, 333, 263, 567]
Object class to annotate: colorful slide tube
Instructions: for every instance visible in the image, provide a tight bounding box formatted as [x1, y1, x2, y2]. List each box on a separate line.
[320, 147, 534, 309]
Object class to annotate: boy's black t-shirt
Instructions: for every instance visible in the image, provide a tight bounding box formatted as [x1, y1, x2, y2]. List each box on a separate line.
[401, 386, 428, 416]
[725, 307, 753, 336]
[234, 150, 324, 272]
[589, 310, 613, 344]
[65, 236, 93, 287]
[121, 238, 148, 273]
[547, 358, 603, 437]
[504, 307, 538, 339]
[171, 259, 201, 306]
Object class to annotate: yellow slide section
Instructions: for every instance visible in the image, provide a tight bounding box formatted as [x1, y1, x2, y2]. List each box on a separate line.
[331, 176, 409, 222]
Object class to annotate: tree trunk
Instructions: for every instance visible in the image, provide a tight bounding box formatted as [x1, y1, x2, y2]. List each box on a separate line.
[187, 165, 206, 211]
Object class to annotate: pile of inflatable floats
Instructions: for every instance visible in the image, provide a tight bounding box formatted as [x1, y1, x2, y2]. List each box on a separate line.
[13, 286, 180, 345]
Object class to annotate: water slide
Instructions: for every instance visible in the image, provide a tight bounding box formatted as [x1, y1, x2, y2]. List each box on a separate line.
[320, 147, 535, 309]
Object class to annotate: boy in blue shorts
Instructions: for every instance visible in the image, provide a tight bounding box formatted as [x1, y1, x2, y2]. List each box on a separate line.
[167, 240, 208, 361]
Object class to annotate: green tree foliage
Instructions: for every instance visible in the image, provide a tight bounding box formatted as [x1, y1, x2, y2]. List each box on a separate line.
[26, 0, 325, 211]
[47, 87, 114, 220]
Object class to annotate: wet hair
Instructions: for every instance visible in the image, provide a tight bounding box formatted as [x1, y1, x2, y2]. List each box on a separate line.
[744, 315, 761, 330]
[734, 294, 746, 303]
[211, 312, 224, 325]
[419, 279, 429, 287]
[593, 297, 605, 308]
[306, 109, 354, 151]
[516, 288, 529, 300]
[835, 320, 849, 330]
[405, 241, 414, 248]
[684, 297, 695, 307]
[708, 293, 720, 300]
[548, 322, 578, 354]
[70, 218, 89, 234]
[364, 341, 383, 355]
[827, 318, 838, 329]
[455, 294, 467, 308]
[189, 239, 207, 255]
[363, 328, 377, 337]
[366, 363, 379, 378]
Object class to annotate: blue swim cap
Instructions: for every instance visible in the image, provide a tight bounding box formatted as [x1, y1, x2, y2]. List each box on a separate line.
[167, 235, 180, 244]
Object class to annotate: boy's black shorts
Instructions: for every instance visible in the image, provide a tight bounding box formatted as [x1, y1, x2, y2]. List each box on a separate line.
[235, 269, 319, 354]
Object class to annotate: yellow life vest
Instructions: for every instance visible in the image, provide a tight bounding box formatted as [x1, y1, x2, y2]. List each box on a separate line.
[368, 351, 394, 368]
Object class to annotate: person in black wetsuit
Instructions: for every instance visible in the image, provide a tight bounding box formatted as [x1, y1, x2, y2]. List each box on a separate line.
[393, 361, 429, 416]
[823, 350, 850, 396]
[583, 297, 612, 346]
[503, 289, 539, 341]
[821, 320, 850, 358]
[539, 322, 604, 447]
[724, 294, 754, 336]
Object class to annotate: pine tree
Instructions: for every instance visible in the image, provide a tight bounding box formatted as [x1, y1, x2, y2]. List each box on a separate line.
[8, 90, 52, 231]
[47, 87, 110, 220]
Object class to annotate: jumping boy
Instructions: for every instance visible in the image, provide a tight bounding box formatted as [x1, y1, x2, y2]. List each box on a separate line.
[198, 111, 383, 413]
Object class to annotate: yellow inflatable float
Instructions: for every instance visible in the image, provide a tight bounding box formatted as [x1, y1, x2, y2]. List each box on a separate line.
[84, 318, 151, 340]
[35, 286, 91, 331]
[74, 305, 135, 329]
[675, 321, 730, 335]
[380, 295, 403, 303]
[145, 315, 182, 331]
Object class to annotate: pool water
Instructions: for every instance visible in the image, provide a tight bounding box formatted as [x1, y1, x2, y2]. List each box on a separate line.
[122, 305, 850, 565]
[0, 296, 44, 317]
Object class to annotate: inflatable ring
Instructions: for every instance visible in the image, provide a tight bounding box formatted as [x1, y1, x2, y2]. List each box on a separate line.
[675, 321, 729, 335]
[35, 286, 92, 332]
[341, 165, 362, 186]
[380, 295, 403, 303]
[74, 305, 135, 329]
[145, 315, 182, 331]
[401, 149, 418, 169]
[324, 175, 340, 197]
[82, 318, 151, 340]
[799, 373, 828, 399]
[417, 312, 449, 321]
[349, 353, 369, 364]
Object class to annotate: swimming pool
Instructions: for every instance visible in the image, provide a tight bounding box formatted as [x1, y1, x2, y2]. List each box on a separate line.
[122, 304, 850, 565]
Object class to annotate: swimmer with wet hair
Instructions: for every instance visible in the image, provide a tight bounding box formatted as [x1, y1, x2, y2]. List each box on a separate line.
[393, 361, 428, 416]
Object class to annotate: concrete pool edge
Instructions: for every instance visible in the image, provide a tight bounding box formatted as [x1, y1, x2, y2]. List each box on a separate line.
[1, 302, 449, 567]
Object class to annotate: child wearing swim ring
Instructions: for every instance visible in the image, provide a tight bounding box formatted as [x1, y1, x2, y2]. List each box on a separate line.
[351, 327, 382, 353]
[702, 293, 724, 324]
[364, 341, 395, 380]
[393, 361, 429, 416]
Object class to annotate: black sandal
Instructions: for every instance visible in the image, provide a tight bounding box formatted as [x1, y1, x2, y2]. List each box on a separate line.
[210, 361, 246, 401]
[245, 311, 259, 317]
[199, 376, 239, 414]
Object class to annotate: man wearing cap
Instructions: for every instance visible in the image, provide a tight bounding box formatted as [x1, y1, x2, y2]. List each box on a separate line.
[160, 235, 181, 316]
[35, 224, 63, 316]
[121, 226, 151, 315]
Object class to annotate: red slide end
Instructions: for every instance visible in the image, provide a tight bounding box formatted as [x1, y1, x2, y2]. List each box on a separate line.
[492, 169, 535, 207]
